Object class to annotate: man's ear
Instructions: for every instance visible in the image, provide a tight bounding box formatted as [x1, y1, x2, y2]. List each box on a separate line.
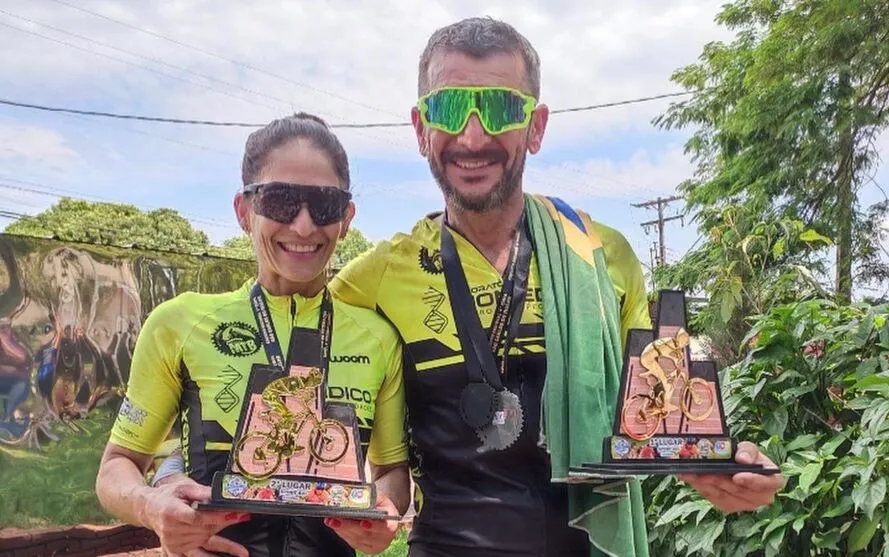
[411, 107, 429, 157]
[527, 104, 549, 155]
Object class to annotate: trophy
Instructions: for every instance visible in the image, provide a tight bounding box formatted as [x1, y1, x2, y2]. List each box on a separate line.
[197, 329, 393, 519]
[570, 290, 780, 479]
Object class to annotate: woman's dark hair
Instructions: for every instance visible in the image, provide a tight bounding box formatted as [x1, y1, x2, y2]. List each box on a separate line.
[241, 112, 350, 189]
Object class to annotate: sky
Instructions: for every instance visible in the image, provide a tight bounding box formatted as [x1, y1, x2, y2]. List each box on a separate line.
[0, 0, 886, 284]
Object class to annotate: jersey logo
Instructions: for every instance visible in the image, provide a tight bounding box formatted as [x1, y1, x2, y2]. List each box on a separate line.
[418, 247, 444, 274]
[214, 365, 243, 412]
[330, 354, 371, 364]
[422, 287, 448, 334]
[212, 321, 261, 357]
[117, 397, 147, 426]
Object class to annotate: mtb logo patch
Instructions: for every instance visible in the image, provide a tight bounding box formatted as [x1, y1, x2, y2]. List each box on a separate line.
[212, 321, 260, 357]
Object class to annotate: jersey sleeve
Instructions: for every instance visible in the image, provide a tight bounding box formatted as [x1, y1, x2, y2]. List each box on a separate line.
[109, 299, 184, 455]
[329, 240, 390, 310]
[366, 326, 408, 466]
[586, 219, 652, 343]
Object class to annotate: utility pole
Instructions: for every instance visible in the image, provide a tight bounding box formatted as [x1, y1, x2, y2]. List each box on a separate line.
[633, 195, 684, 267]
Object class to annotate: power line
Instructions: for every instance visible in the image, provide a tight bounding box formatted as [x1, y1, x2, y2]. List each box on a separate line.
[0, 91, 692, 130]
[0, 179, 240, 230]
[0, 10, 415, 151]
[49, 0, 403, 119]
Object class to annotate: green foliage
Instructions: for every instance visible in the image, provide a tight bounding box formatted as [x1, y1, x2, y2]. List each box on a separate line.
[332, 228, 374, 269]
[646, 298, 889, 556]
[215, 228, 375, 269]
[657, 0, 889, 298]
[654, 204, 830, 365]
[5, 198, 211, 254]
[0, 406, 117, 528]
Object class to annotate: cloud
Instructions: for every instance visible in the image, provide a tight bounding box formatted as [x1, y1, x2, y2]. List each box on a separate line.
[525, 145, 690, 202]
[0, 123, 79, 163]
[0, 0, 730, 159]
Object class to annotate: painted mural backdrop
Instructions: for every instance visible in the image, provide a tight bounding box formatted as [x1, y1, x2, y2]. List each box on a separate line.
[0, 233, 254, 527]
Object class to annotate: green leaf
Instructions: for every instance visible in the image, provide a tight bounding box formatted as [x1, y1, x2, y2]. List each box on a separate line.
[729, 515, 759, 538]
[854, 374, 889, 391]
[856, 357, 880, 379]
[761, 513, 795, 541]
[785, 434, 820, 452]
[799, 229, 831, 245]
[812, 528, 842, 550]
[655, 499, 712, 527]
[823, 496, 854, 518]
[819, 435, 846, 457]
[791, 515, 806, 533]
[847, 516, 878, 553]
[852, 477, 887, 520]
[798, 462, 823, 494]
[763, 406, 789, 437]
[781, 383, 817, 400]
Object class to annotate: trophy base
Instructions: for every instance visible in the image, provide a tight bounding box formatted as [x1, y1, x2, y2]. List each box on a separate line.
[194, 471, 399, 520]
[564, 434, 780, 481]
[569, 461, 781, 480]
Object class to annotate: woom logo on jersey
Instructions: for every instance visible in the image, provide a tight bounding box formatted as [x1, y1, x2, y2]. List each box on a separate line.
[330, 354, 371, 364]
[211, 321, 261, 357]
[418, 247, 444, 274]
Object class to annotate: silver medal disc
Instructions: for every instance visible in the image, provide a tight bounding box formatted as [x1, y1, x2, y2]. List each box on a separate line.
[476, 390, 524, 452]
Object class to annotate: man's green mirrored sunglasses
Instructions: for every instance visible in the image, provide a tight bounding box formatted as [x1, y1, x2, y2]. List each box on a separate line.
[417, 86, 537, 136]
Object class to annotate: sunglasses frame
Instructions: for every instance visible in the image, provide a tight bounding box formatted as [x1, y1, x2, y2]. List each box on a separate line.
[242, 182, 352, 226]
[417, 86, 538, 136]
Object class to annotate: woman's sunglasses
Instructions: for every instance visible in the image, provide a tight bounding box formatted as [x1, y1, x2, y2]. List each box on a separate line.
[243, 182, 352, 226]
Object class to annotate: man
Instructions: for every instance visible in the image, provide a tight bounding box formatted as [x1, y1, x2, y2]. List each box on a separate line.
[157, 17, 784, 556]
[326, 17, 784, 557]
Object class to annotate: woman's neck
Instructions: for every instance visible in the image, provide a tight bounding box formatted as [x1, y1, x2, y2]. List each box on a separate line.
[257, 270, 326, 298]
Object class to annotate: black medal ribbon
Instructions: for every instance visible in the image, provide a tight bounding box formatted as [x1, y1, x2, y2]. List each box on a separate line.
[249, 283, 334, 373]
[440, 214, 532, 431]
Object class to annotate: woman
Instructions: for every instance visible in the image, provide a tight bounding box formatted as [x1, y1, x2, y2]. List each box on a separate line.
[96, 113, 409, 557]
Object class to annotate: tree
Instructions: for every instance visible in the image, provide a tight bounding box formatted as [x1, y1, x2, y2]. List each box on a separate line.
[215, 228, 375, 268]
[331, 228, 374, 269]
[4, 198, 210, 254]
[657, 0, 889, 302]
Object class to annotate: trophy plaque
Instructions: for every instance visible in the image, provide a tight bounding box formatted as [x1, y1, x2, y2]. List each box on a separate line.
[570, 290, 779, 480]
[197, 329, 394, 519]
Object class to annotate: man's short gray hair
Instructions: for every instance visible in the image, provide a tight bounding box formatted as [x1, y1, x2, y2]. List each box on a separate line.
[417, 17, 541, 98]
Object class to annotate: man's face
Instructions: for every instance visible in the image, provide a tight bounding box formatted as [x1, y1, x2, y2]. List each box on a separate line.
[412, 51, 549, 213]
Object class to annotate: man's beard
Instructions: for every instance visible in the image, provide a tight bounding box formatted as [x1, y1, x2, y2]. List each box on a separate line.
[429, 149, 526, 213]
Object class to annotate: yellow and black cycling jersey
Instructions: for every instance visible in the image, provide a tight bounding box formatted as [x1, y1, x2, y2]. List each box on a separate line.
[330, 209, 650, 557]
[110, 280, 406, 557]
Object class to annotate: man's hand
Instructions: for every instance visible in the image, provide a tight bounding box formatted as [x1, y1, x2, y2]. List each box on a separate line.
[679, 441, 785, 513]
[323, 494, 401, 555]
[139, 477, 250, 557]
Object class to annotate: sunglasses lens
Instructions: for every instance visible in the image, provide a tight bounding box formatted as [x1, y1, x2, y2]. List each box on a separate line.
[307, 189, 349, 225]
[424, 88, 474, 134]
[249, 184, 349, 225]
[422, 88, 531, 135]
[477, 89, 529, 133]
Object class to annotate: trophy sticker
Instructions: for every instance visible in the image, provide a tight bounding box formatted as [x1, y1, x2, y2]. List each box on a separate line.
[569, 290, 780, 479]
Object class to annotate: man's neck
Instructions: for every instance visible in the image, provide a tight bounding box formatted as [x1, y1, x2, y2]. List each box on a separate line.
[446, 192, 524, 274]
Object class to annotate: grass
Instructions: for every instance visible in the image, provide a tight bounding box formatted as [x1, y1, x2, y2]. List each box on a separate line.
[0, 406, 411, 557]
[358, 527, 408, 557]
[0, 406, 117, 528]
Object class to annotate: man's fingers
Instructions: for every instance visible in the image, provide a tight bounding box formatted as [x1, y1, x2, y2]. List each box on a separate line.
[203, 534, 250, 557]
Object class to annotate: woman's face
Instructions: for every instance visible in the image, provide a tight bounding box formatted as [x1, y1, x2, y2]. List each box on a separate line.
[234, 139, 355, 295]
